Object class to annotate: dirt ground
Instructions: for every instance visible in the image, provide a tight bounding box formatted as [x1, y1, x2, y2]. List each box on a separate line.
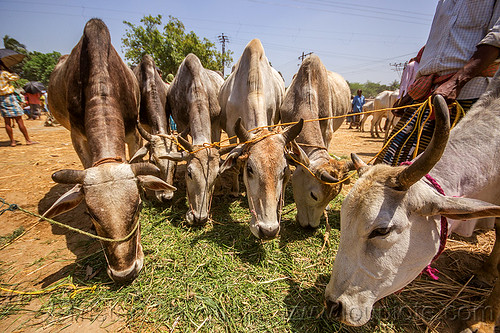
[0, 115, 495, 332]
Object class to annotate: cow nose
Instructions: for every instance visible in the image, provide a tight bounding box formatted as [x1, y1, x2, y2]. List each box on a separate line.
[257, 224, 280, 239]
[107, 261, 142, 284]
[325, 299, 343, 319]
[156, 190, 174, 202]
[186, 211, 208, 225]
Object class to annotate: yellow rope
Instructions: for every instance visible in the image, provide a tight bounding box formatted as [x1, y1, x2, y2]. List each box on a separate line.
[1, 200, 140, 243]
[167, 101, 428, 154]
[0, 282, 98, 298]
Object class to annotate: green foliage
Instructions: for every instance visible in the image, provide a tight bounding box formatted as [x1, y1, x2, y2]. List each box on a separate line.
[22, 51, 61, 86]
[122, 15, 232, 76]
[2, 35, 28, 75]
[348, 80, 400, 98]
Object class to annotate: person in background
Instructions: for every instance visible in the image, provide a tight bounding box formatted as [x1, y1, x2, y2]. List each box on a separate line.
[165, 73, 177, 133]
[350, 89, 365, 129]
[395, 46, 425, 106]
[25, 90, 42, 120]
[0, 60, 35, 147]
[376, 0, 500, 165]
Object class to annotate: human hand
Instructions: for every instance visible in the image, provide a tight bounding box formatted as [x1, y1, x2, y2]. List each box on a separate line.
[433, 77, 460, 104]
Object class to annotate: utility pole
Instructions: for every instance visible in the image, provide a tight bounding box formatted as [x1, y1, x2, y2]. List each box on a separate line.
[389, 61, 407, 80]
[218, 33, 229, 77]
[298, 51, 313, 64]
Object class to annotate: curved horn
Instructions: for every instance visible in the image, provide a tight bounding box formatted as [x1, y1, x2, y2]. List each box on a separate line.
[137, 122, 153, 142]
[131, 162, 160, 177]
[219, 144, 237, 156]
[234, 118, 252, 143]
[178, 135, 194, 152]
[396, 94, 450, 190]
[282, 119, 304, 144]
[52, 169, 86, 184]
[179, 126, 190, 139]
[318, 169, 339, 184]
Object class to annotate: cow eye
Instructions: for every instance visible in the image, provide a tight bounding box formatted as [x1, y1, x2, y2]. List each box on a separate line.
[247, 164, 253, 176]
[310, 192, 318, 201]
[368, 227, 392, 239]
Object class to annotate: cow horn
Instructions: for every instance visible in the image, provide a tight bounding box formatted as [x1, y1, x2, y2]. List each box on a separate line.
[282, 119, 304, 144]
[234, 118, 252, 143]
[177, 135, 193, 152]
[318, 170, 339, 184]
[219, 144, 237, 156]
[131, 162, 160, 177]
[137, 122, 153, 142]
[396, 94, 450, 190]
[52, 169, 86, 184]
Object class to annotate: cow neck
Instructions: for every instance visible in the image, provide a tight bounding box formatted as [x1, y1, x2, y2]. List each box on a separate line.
[400, 161, 448, 281]
[300, 143, 330, 163]
[92, 156, 124, 167]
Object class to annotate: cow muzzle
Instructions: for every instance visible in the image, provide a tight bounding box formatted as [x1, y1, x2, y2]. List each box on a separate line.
[155, 189, 174, 202]
[186, 210, 208, 226]
[256, 223, 280, 240]
[107, 253, 144, 284]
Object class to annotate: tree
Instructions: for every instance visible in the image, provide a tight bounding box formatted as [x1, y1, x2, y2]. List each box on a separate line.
[22, 51, 61, 86]
[3, 35, 28, 75]
[122, 15, 232, 76]
[348, 80, 400, 98]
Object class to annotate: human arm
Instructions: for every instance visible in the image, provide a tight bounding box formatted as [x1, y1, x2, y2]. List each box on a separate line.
[433, 44, 500, 102]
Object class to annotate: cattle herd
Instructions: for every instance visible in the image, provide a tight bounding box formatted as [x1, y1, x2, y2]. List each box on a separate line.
[41, 19, 500, 332]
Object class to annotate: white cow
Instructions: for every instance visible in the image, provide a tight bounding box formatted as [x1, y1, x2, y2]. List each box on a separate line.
[280, 54, 351, 228]
[325, 79, 500, 332]
[368, 90, 399, 138]
[218, 39, 303, 239]
[358, 100, 374, 132]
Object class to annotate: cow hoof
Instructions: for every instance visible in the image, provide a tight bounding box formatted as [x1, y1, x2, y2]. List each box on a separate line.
[460, 321, 495, 333]
[474, 265, 498, 287]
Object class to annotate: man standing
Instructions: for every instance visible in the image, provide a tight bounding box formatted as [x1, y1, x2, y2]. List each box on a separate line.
[350, 89, 365, 129]
[377, 0, 500, 165]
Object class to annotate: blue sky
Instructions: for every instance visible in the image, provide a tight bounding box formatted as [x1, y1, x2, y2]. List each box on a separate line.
[0, 0, 438, 85]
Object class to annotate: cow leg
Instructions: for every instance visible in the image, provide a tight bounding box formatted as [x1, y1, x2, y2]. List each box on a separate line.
[126, 130, 142, 161]
[70, 131, 92, 168]
[228, 136, 240, 197]
[461, 277, 500, 333]
[476, 219, 500, 285]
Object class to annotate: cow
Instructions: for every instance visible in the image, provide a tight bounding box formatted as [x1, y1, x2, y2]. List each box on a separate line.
[218, 38, 303, 239]
[361, 90, 399, 138]
[45, 19, 175, 283]
[280, 54, 352, 228]
[161, 53, 224, 225]
[325, 83, 500, 332]
[130, 54, 177, 202]
[358, 100, 374, 132]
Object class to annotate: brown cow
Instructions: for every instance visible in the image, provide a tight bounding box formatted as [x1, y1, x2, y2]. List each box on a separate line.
[130, 54, 177, 202]
[46, 19, 175, 283]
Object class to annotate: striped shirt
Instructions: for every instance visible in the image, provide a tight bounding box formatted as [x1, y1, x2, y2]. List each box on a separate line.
[0, 70, 20, 96]
[417, 0, 500, 100]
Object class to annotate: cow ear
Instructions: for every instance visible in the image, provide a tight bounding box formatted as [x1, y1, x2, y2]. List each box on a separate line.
[286, 140, 309, 167]
[129, 144, 150, 163]
[158, 151, 189, 162]
[418, 195, 500, 220]
[43, 184, 84, 219]
[137, 175, 177, 191]
[219, 145, 245, 175]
